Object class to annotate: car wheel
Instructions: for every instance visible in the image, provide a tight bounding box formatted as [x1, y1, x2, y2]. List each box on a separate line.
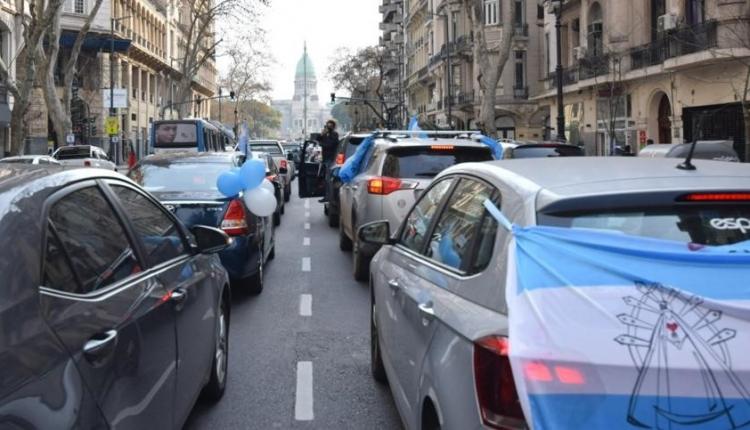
[201, 296, 229, 401]
[371, 297, 387, 383]
[353, 236, 370, 282]
[339, 215, 352, 252]
[247, 259, 264, 295]
[273, 211, 281, 227]
[328, 209, 339, 228]
[268, 243, 275, 261]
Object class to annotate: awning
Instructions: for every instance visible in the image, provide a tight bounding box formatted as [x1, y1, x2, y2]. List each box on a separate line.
[59, 32, 131, 52]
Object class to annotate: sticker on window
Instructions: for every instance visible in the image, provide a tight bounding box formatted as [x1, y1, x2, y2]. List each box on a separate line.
[710, 218, 750, 234]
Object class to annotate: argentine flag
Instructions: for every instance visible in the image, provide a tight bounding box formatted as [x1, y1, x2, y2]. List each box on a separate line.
[492, 203, 750, 429]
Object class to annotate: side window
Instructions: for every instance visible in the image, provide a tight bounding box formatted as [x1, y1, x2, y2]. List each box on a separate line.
[426, 179, 496, 273]
[470, 192, 502, 274]
[362, 145, 380, 171]
[46, 186, 141, 294]
[400, 178, 455, 253]
[44, 224, 80, 292]
[111, 185, 187, 266]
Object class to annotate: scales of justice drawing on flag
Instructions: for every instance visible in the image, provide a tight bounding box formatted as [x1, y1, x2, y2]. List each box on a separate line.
[483, 200, 750, 430]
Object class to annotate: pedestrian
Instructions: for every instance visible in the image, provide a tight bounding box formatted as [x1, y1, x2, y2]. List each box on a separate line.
[127, 142, 137, 170]
[317, 119, 339, 203]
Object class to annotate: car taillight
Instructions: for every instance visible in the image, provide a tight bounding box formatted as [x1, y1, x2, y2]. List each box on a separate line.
[367, 177, 414, 195]
[84, 160, 91, 167]
[335, 153, 345, 165]
[221, 199, 249, 236]
[680, 192, 750, 202]
[474, 336, 526, 429]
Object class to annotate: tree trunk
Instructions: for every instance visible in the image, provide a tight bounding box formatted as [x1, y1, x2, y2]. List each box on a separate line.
[10, 108, 26, 155]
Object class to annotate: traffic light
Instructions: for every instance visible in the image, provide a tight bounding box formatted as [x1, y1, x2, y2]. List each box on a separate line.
[330, 93, 336, 104]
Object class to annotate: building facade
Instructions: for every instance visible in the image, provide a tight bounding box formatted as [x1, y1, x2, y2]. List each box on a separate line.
[380, 0, 405, 127]
[537, 0, 749, 158]
[272, 47, 332, 140]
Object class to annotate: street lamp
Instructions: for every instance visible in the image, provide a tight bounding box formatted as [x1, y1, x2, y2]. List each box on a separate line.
[550, 0, 566, 142]
[110, 15, 131, 163]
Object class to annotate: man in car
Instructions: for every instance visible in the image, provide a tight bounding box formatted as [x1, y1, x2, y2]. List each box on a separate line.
[318, 120, 339, 202]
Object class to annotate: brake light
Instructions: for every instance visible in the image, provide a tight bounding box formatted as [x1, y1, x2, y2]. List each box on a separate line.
[431, 145, 454, 150]
[681, 193, 750, 202]
[367, 177, 404, 195]
[474, 336, 525, 429]
[335, 153, 345, 165]
[221, 199, 249, 236]
[84, 160, 91, 167]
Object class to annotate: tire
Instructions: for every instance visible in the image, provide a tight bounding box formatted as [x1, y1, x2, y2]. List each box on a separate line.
[371, 297, 387, 384]
[201, 297, 229, 401]
[328, 210, 339, 228]
[281, 203, 285, 215]
[268, 243, 275, 261]
[273, 211, 281, 227]
[246, 260, 264, 295]
[353, 236, 370, 282]
[339, 215, 353, 252]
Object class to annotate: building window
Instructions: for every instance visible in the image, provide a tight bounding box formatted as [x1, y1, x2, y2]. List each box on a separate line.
[587, 2, 604, 57]
[686, 0, 704, 25]
[514, 0, 524, 27]
[484, 0, 499, 26]
[451, 11, 459, 42]
[514, 51, 526, 89]
[74, 0, 85, 14]
[545, 33, 550, 73]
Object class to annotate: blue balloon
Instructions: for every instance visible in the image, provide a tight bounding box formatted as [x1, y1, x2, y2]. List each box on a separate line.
[240, 158, 266, 190]
[217, 171, 243, 197]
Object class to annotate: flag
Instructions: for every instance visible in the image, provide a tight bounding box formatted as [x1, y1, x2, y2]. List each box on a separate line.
[338, 133, 375, 183]
[408, 115, 428, 139]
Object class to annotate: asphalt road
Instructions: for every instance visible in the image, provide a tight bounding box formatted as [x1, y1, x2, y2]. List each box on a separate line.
[185, 190, 403, 429]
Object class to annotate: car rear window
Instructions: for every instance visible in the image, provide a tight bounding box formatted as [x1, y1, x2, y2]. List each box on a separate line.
[250, 143, 283, 155]
[382, 146, 492, 178]
[55, 147, 91, 160]
[539, 205, 750, 246]
[512, 145, 584, 158]
[344, 137, 365, 158]
[130, 162, 234, 193]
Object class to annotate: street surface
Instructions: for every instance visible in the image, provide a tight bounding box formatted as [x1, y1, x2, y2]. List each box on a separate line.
[185, 194, 403, 429]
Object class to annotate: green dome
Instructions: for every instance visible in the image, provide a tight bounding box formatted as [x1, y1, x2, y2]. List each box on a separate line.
[295, 52, 316, 79]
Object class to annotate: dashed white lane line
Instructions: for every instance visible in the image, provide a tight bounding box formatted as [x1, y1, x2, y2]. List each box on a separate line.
[305, 211, 310, 218]
[303, 237, 311, 246]
[304, 222, 310, 230]
[304, 199, 310, 209]
[302, 257, 311, 272]
[300, 294, 312, 316]
[295, 361, 314, 421]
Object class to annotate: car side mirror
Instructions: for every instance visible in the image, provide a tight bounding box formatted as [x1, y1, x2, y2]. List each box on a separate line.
[191, 225, 230, 254]
[358, 221, 393, 246]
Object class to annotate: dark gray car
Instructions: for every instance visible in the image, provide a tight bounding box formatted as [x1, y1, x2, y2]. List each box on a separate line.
[0, 165, 232, 428]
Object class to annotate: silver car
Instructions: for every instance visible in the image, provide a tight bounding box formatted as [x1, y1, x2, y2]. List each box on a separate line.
[338, 133, 493, 281]
[362, 157, 750, 430]
[53, 145, 117, 170]
[0, 155, 61, 165]
[248, 140, 294, 201]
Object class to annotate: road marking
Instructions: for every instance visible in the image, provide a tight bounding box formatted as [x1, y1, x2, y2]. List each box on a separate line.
[300, 294, 312, 316]
[302, 257, 311, 272]
[303, 237, 310, 246]
[295, 362, 314, 421]
[304, 222, 310, 230]
[304, 199, 310, 209]
[305, 211, 310, 218]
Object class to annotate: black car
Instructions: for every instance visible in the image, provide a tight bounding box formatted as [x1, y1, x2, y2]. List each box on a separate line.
[0, 164, 231, 428]
[129, 152, 275, 294]
[252, 151, 285, 227]
[324, 133, 370, 227]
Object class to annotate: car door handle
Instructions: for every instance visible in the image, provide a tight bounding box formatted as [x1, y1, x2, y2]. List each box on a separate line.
[83, 330, 118, 358]
[170, 288, 187, 304]
[351, 185, 359, 190]
[387, 279, 400, 295]
[418, 301, 435, 323]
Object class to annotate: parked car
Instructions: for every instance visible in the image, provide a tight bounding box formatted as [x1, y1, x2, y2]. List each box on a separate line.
[53, 145, 117, 170]
[362, 157, 750, 430]
[325, 133, 370, 227]
[282, 142, 302, 171]
[338, 133, 494, 281]
[0, 155, 61, 165]
[504, 142, 585, 158]
[0, 164, 231, 429]
[638, 140, 740, 162]
[129, 151, 275, 294]
[252, 151, 285, 227]
[247, 140, 293, 201]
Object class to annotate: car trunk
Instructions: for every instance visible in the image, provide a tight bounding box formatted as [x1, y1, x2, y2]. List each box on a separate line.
[152, 191, 229, 229]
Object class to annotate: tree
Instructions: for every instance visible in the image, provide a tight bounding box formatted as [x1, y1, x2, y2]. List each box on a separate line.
[211, 100, 280, 138]
[330, 102, 352, 132]
[41, 0, 105, 145]
[218, 36, 272, 131]
[0, 0, 65, 154]
[464, 0, 516, 137]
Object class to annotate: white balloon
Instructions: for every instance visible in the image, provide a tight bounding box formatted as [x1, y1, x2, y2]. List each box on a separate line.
[243, 187, 277, 217]
[259, 179, 275, 195]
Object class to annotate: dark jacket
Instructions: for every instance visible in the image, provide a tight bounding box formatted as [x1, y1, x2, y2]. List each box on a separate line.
[318, 130, 339, 163]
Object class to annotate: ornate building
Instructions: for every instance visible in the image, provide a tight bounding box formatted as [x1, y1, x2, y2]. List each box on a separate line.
[272, 46, 331, 140]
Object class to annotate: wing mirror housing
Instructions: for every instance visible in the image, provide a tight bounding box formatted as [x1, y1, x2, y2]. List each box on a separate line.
[358, 221, 394, 246]
[191, 225, 230, 254]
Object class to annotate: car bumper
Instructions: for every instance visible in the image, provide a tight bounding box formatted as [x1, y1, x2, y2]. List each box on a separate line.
[219, 234, 262, 280]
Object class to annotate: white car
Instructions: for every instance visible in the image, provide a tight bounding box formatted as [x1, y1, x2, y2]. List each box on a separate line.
[0, 155, 61, 165]
[53, 145, 117, 170]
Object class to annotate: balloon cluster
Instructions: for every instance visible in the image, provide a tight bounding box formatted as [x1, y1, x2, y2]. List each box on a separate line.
[217, 158, 278, 217]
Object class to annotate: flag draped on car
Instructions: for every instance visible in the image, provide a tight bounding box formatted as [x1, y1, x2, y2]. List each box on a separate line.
[486, 202, 750, 430]
[338, 133, 375, 183]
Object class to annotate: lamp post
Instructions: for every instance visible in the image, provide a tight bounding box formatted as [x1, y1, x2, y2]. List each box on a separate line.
[110, 15, 131, 162]
[551, 0, 566, 142]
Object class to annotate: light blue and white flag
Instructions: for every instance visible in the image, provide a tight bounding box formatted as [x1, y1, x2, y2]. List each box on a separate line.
[497, 215, 750, 429]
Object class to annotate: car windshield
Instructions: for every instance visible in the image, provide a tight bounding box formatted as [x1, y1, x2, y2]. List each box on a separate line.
[382, 146, 492, 178]
[512, 145, 585, 158]
[129, 162, 232, 193]
[55, 147, 91, 160]
[344, 137, 366, 158]
[539, 205, 750, 246]
[249, 143, 282, 154]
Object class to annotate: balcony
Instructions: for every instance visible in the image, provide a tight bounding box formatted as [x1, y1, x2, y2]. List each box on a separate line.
[513, 86, 528, 99]
[579, 54, 610, 80]
[457, 90, 475, 105]
[418, 66, 428, 79]
[514, 23, 529, 37]
[630, 20, 718, 70]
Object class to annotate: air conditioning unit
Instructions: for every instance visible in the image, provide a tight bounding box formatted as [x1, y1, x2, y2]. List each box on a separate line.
[573, 46, 587, 60]
[657, 14, 677, 32]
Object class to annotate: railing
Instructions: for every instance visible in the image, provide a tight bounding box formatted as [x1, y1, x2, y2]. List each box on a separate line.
[514, 23, 529, 37]
[418, 66, 428, 79]
[630, 20, 718, 70]
[513, 86, 528, 99]
[457, 90, 475, 105]
[579, 54, 610, 80]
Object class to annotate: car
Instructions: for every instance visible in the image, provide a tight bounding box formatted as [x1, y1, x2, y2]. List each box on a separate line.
[282, 142, 302, 171]
[338, 132, 495, 281]
[362, 157, 750, 430]
[325, 133, 370, 228]
[252, 151, 285, 227]
[53, 145, 117, 170]
[0, 164, 232, 429]
[247, 140, 293, 202]
[638, 140, 740, 162]
[504, 142, 585, 158]
[129, 151, 275, 294]
[0, 155, 62, 165]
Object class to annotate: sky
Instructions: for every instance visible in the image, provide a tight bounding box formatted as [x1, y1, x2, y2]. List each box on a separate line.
[227, 0, 382, 103]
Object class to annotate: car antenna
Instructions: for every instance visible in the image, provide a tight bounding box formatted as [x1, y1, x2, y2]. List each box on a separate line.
[677, 140, 698, 171]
